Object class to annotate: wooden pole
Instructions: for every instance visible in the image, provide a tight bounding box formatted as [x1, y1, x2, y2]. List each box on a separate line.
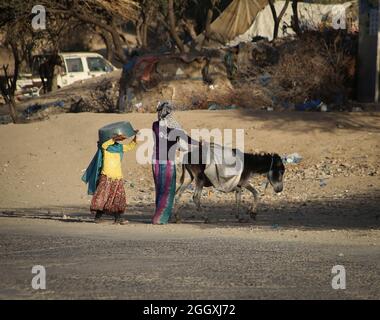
[357, 0, 380, 102]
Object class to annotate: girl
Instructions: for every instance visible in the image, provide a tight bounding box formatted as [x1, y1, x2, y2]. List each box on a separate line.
[82, 133, 137, 225]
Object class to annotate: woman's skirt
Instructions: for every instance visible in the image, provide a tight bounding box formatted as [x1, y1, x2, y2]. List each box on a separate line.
[152, 161, 176, 224]
[90, 174, 127, 214]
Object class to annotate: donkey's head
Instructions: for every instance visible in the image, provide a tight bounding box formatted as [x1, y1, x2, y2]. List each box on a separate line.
[267, 153, 285, 193]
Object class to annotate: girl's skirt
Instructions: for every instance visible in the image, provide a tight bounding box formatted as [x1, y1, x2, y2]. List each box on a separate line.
[90, 174, 127, 214]
[152, 161, 176, 224]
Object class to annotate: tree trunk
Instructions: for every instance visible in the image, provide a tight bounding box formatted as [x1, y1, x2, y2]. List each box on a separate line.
[204, 0, 217, 41]
[291, 0, 300, 35]
[8, 97, 18, 124]
[167, 0, 185, 53]
[136, 19, 143, 47]
[269, 0, 290, 40]
[99, 29, 114, 61]
[183, 19, 197, 41]
[142, 21, 148, 48]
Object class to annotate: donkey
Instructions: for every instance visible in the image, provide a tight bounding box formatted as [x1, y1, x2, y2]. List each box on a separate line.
[174, 150, 285, 222]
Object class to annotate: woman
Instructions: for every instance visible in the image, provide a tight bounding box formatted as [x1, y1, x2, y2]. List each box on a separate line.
[82, 133, 137, 225]
[151, 101, 196, 224]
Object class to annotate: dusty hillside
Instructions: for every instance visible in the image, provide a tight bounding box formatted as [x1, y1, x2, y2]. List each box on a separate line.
[0, 110, 379, 229]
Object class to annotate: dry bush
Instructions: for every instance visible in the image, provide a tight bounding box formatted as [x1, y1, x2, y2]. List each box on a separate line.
[269, 30, 357, 106]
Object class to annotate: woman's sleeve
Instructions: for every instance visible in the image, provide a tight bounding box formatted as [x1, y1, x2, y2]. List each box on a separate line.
[101, 138, 114, 150]
[123, 141, 137, 152]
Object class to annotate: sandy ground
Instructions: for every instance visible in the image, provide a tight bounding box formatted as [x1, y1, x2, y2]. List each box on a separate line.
[0, 110, 379, 299]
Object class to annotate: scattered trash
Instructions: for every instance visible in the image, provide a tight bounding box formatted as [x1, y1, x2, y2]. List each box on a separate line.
[23, 100, 65, 117]
[208, 103, 238, 110]
[284, 153, 302, 164]
[135, 102, 143, 110]
[258, 73, 271, 86]
[175, 68, 185, 76]
[320, 102, 328, 112]
[319, 179, 327, 187]
[266, 107, 274, 111]
[352, 107, 363, 112]
[295, 99, 324, 111]
[271, 223, 279, 229]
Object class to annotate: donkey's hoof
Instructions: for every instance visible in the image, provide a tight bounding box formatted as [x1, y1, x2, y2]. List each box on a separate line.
[204, 217, 211, 224]
[249, 212, 257, 220]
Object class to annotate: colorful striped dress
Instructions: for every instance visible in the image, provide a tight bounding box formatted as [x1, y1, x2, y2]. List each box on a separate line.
[151, 121, 178, 224]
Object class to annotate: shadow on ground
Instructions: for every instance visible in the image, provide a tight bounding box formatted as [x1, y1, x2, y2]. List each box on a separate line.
[1, 190, 379, 230]
[224, 109, 380, 133]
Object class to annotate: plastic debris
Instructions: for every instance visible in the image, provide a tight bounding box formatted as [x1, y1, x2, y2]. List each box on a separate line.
[258, 73, 271, 86]
[208, 103, 238, 110]
[319, 179, 327, 187]
[283, 153, 302, 164]
[295, 99, 325, 111]
[23, 100, 65, 117]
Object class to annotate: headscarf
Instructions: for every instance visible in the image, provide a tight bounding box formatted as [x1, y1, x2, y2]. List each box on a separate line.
[81, 142, 124, 195]
[157, 101, 182, 129]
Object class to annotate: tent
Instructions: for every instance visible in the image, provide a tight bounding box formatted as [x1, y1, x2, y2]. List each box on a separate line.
[228, 0, 354, 45]
[197, 0, 355, 47]
[198, 0, 268, 44]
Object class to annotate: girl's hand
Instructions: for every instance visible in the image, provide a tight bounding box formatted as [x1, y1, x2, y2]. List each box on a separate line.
[113, 134, 126, 141]
[133, 130, 139, 143]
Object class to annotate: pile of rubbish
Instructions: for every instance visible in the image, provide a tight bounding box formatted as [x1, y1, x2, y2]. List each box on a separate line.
[69, 79, 119, 113]
[231, 29, 358, 111]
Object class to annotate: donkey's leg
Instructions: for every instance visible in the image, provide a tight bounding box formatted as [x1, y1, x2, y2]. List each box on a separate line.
[235, 186, 243, 221]
[193, 182, 208, 221]
[245, 184, 259, 220]
[174, 167, 193, 223]
[193, 183, 203, 211]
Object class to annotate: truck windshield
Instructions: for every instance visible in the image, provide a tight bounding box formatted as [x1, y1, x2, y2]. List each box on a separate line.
[86, 57, 112, 72]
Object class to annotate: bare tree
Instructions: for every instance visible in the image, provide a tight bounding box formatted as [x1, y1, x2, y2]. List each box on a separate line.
[168, 0, 186, 52]
[0, 51, 20, 123]
[268, 0, 290, 40]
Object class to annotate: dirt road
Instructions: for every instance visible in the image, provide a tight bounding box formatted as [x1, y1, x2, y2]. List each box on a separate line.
[0, 110, 379, 299]
[0, 217, 379, 299]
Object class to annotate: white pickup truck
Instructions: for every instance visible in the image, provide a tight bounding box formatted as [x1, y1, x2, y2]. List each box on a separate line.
[16, 52, 117, 95]
[56, 52, 117, 88]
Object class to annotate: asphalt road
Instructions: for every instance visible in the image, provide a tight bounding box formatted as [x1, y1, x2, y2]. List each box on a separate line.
[0, 217, 379, 299]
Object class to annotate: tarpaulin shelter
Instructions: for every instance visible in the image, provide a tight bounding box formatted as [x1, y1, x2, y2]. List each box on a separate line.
[196, 0, 268, 45]
[208, 0, 268, 41]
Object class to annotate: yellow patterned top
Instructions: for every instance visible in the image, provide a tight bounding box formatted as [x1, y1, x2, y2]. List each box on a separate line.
[100, 138, 136, 179]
